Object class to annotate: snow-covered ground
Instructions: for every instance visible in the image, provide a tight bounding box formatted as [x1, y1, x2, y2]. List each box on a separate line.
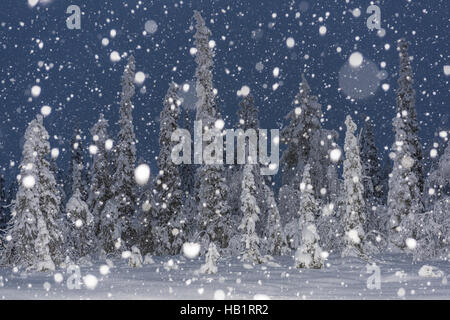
[0, 253, 448, 300]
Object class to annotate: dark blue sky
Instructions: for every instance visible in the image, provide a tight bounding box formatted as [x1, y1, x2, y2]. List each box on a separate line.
[0, 0, 448, 185]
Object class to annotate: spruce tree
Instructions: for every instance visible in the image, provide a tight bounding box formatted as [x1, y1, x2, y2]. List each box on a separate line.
[281, 74, 322, 187]
[88, 114, 112, 251]
[193, 10, 231, 248]
[281, 74, 339, 196]
[417, 141, 450, 260]
[238, 94, 269, 235]
[263, 184, 288, 256]
[387, 124, 423, 250]
[112, 55, 138, 248]
[228, 93, 269, 238]
[193, 11, 219, 128]
[342, 115, 366, 257]
[152, 82, 185, 255]
[295, 164, 323, 269]
[239, 164, 263, 264]
[426, 141, 450, 201]
[179, 105, 197, 241]
[65, 189, 95, 260]
[3, 115, 63, 270]
[428, 197, 449, 259]
[360, 118, 382, 203]
[199, 242, 220, 274]
[359, 119, 383, 233]
[280, 74, 340, 239]
[387, 40, 424, 249]
[413, 196, 449, 261]
[395, 38, 424, 193]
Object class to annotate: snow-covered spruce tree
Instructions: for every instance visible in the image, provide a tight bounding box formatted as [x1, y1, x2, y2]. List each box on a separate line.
[68, 125, 88, 201]
[227, 93, 269, 240]
[3, 115, 63, 271]
[65, 189, 95, 260]
[193, 11, 219, 128]
[263, 184, 288, 256]
[199, 242, 220, 274]
[412, 196, 449, 261]
[98, 198, 120, 254]
[416, 141, 450, 260]
[239, 164, 264, 264]
[295, 164, 323, 269]
[280, 74, 339, 199]
[429, 196, 449, 259]
[342, 115, 366, 258]
[393, 39, 424, 193]
[425, 141, 450, 203]
[111, 55, 138, 249]
[360, 118, 383, 204]
[178, 105, 197, 241]
[193, 10, 231, 248]
[196, 169, 231, 249]
[387, 40, 425, 250]
[279, 77, 314, 248]
[88, 114, 112, 251]
[152, 82, 185, 255]
[280, 75, 340, 244]
[359, 118, 385, 235]
[36, 126, 65, 268]
[387, 117, 423, 250]
[281, 74, 322, 187]
[237, 94, 269, 236]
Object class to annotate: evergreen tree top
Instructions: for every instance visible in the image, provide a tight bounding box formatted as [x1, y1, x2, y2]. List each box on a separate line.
[193, 10, 211, 38]
[121, 55, 136, 104]
[396, 38, 415, 106]
[91, 113, 109, 139]
[193, 10, 218, 128]
[345, 115, 357, 138]
[299, 73, 311, 98]
[289, 74, 322, 123]
[23, 115, 50, 161]
[237, 93, 259, 131]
